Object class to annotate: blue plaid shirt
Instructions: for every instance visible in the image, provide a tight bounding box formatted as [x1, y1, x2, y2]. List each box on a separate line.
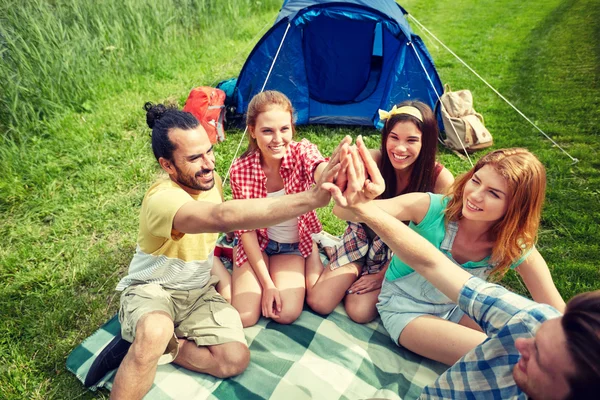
[421, 276, 562, 399]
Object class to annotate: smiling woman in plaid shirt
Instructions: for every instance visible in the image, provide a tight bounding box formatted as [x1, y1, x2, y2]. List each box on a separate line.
[230, 90, 334, 327]
[328, 141, 600, 399]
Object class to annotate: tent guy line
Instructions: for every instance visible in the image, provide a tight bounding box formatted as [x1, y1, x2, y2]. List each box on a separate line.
[223, 22, 293, 187]
[408, 13, 578, 164]
[407, 40, 475, 166]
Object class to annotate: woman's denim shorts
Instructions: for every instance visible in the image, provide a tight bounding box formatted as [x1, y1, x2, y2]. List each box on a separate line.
[264, 239, 303, 257]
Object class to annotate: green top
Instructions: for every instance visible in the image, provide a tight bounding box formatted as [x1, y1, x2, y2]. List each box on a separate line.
[386, 193, 531, 281]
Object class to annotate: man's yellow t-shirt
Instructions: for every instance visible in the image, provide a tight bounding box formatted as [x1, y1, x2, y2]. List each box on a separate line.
[116, 174, 222, 291]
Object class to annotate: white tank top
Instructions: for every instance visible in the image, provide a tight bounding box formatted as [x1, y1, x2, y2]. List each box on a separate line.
[266, 188, 299, 243]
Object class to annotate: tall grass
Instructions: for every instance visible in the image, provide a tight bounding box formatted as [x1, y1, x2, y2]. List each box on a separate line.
[0, 0, 280, 142]
[1, 3, 283, 398]
[1, 0, 598, 398]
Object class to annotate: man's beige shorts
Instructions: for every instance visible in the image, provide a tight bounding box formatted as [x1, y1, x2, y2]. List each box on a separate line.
[119, 275, 246, 364]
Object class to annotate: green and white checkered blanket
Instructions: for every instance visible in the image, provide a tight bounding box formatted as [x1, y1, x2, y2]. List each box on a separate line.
[67, 305, 446, 399]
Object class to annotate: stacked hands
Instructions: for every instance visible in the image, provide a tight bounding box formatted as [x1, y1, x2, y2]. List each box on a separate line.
[322, 135, 386, 212]
[313, 135, 388, 297]
[314, 135, 385, 223]
[263, 135, 386, 320]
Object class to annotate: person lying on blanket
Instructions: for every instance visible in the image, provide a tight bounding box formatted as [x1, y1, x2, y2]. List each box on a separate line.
[84, 102, 349, 399]
[325, 138, 599, 399]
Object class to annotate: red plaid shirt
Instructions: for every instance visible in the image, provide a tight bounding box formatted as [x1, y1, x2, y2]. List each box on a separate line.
[230, 139, 326, 267]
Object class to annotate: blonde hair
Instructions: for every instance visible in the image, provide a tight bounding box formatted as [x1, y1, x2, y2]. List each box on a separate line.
[445, 148, 546, 276]
[242, 90, 295, 157]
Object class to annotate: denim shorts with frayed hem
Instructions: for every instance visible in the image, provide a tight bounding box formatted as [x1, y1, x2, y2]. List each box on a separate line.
[264, 239, 303, 257]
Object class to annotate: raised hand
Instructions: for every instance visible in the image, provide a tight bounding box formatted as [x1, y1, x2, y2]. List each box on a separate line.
[356, 135, 385, 199]
[322, 143, 369, 209]
[312, 135, 352, 207]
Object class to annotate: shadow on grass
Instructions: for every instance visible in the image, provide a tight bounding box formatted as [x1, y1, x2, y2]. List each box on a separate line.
[508, 0, 600, 118]
[499, 0, 600, 299]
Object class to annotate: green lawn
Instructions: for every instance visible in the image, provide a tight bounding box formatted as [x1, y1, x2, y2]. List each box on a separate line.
[1, 0, 599, 398]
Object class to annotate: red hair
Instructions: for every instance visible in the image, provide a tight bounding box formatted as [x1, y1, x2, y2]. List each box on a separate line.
[445, 148, 546, 275]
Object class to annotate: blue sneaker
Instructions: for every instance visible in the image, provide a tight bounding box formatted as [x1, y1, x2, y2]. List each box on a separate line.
[84, 332, 131, 387]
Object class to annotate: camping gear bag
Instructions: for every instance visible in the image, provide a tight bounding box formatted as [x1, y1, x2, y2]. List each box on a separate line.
[183, 87, 226, 144]
[216, 78, 244, 129]
[436, 85, 493, 153]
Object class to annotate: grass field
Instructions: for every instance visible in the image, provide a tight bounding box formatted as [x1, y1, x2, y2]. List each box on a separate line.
[1, 0, 599, 398]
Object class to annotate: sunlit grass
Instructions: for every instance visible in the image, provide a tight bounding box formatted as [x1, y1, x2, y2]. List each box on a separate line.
[1, 0, 599, 398]
[0, 0, 279, 141]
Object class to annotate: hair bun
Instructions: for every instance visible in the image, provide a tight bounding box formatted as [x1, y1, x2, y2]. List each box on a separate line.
[144, 102, 168, 129]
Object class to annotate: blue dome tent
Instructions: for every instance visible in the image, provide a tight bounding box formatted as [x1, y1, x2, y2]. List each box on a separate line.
[232, 0, 444, 129]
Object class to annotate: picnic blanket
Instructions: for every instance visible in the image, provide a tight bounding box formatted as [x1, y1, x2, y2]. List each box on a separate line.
[67, 305, 447, 399]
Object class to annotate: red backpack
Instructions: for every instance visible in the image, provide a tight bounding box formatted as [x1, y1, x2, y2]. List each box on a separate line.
[183, 87, 226, 144]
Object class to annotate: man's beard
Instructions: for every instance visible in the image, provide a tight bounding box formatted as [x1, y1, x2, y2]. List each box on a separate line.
[173, 163, 215, 191]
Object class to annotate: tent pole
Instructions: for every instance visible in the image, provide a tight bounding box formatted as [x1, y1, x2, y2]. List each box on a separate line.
[408, 14, 578, 163]
[259, 23, 292, 92]
[408, 42, 474, 166]
[224, 22, 293, 186]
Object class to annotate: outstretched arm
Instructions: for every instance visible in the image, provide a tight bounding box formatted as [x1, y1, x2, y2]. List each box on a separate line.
[515, 248, 566, 312]
[352, 203, 471, 304]
[173, 136, 351, 234]
[333, 192, 431, 225]
[434, 166, 454, 194]
[325, 141, 471, 304]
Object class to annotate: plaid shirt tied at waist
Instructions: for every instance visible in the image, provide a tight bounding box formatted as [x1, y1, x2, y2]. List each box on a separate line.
[328, 222, 391, 274]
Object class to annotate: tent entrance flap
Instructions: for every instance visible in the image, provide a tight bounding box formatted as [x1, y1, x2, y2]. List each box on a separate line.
[233, 0, 444, 130]
[303, 16, 382, 104]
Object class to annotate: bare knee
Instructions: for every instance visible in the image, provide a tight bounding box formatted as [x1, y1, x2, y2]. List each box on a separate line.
[212, 342, 250, 378]
[344, 291, 379, 324]
[306, 291, 337, 316]
[276, 306, 302, 325]
[238, 310, 260, 328]
[132, 314, 174, 364]
[346, 305, 377, 324]
[306, 264, 359, 315]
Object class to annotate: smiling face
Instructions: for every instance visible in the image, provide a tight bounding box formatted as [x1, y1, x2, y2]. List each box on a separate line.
[161, 126, 216, 194]
[513, 318, 575, 399]
[385, 121, 422, 172]
[462, 164, 511, 223]
[250, 105, 293, 163]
